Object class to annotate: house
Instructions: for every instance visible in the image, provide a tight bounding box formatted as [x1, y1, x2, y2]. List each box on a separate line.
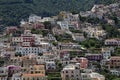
[0, 67, 8, 80]
[100, 59, 110, 68]
[46, 33, 56, 42]
[29, 14, 42, 23]
[60, 51, 70, 66]
[6, 27, 18, 35]
[12, 73, 22, 80]
[21, 56, 37, 68]
[61, 64, 81, 80]
[58, 42, 81, 50]
[58, 11, 78, 22]
[22, 64, 46, 80]
[69, 21, 79, 30]
[73, 33, 86, 42]
[8, 57, 22, 66]
[7, 65, 21, 78]
[86, 54, 103, 61]
[109, 56, 120, 69]
[105, 38, 120, 46]
[80, 11, 92, 17]
[12, 30, 35, 47]
[32, 22, 45, 29]
[78, 57, 88, 69]
[110, 70, 120, 76]
[70, 57, 88, 69]
[39, 17, 55, 23]
[57, 21, 69, 30]
[52, 25, 66, 35]
[101, 48, 111, 60]
[36, 55, 55, 64]
[106, 19, 115, 25]
[82, 26, 106, 39]
[81, 72, 105, 80]
[45, 61, 56, 70]
[15, 47, 43, 55]
[21, 30, 35, 46]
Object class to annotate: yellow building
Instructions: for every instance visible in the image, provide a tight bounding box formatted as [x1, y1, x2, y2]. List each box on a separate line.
[22, 65, 46, 80]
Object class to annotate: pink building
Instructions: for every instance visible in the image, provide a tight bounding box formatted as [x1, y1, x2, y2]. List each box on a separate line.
[78, 57, 88, 69]
[6, 27, 18, 34]
[70, 57, 88, 69]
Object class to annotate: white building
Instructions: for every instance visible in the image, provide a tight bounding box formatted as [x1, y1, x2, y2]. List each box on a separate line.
[110, 70, 120, 76]
[12, 37, 23, 43]
[57, 21, 69, 30]
[81, 72, 105, 80]
[15, 47, 44, 55]
[45, 61, 56, 70]
[83, 26, 106, 39]
[12, 73, 22, 80]
[0, 67, 8, 80]
[39, 17, 55, 23]
[36, 55, 55, 64]
[105, 38, 120, 46]
[61, 64, 81, 80]
[29, 14, 42, 23]
[101, 48, 111, 60]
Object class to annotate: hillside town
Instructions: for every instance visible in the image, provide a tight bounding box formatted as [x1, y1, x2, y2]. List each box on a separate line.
[0, 3, 120, 80]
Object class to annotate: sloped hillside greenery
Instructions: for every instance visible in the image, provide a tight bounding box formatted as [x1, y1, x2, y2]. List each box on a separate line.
[0, 0, 118, 26]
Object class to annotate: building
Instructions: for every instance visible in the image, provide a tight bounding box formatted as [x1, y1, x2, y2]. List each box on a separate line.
[82, 26, 106, 39]
[6, 27, 18, 34]
[109, 56, 120, 69]
[61, 64, 81, 80]
[15, 47, 43, 55]
[70, 57, 88, 69]
[22, 64, 46, 80]
[86, 54, 103, 61]
[32, 22, 45, 29]
[8, 57, 22, 66]
[81, 72, 105, 80]
[45, 61, 56, 70]
[29, 14, 42, 23]
[58, 43, 81, 50]
[36, 55, 55, 64]
[7, 65, 21, 78]
[110, 70, 120, 76]
[79, 57, 88, 69]
[12, 30, 35, 47]
[60, 51, 70, 66]
[12, 73, 22, 80]
[105, 38, 120, 46]
[57, 21, 69, 30]
[101, 48, 111, 60]
[21, 56, 37, 68]
[73, 33, 86, 42]
[0, 67, 8, 80]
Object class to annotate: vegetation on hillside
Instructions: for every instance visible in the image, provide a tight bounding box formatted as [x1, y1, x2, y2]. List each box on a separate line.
[0, 0, 118, 27]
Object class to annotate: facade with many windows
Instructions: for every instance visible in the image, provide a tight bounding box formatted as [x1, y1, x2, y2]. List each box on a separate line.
[61, 64, 81, 80]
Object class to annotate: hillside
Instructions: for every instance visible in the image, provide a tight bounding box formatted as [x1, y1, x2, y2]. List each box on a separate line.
[0, 0, 118, 26]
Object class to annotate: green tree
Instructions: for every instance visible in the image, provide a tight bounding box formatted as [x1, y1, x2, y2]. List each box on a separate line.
[43, 21, 52, 30]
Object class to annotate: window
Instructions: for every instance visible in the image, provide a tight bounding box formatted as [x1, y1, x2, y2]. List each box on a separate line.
[66, 75, 68, 77]
[71, 75, 74, 77]
[71, 71, 73, 73]
[31, 71, 33, 74]
[66, 71, 68, 73]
